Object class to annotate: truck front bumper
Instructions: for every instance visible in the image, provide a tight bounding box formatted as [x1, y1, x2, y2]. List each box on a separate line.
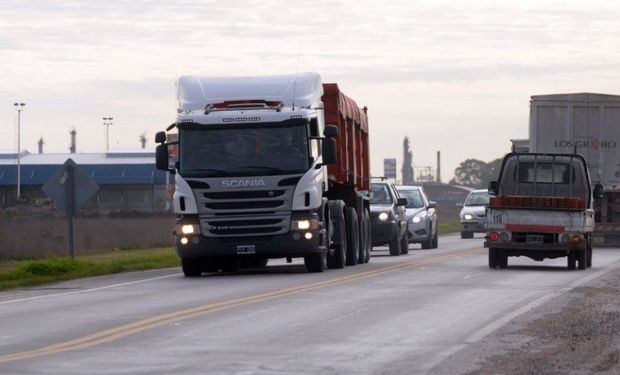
[176, 228, 325, 259]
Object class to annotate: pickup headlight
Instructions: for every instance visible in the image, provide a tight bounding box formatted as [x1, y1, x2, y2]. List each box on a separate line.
[411, 211, 427, 223]
[378, 212, 389, 221]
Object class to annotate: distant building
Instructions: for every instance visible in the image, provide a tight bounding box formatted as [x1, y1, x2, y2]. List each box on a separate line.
[0, 151, 168, 212]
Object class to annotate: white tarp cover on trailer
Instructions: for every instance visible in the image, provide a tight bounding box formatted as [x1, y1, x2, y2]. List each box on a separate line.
[177, 72, 323, 113]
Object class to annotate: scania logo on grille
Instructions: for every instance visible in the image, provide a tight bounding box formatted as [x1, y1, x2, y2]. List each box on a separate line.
[221, 179, 267, 188]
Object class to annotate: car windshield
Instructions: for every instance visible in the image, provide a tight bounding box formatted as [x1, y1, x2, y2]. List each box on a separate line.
[465, 192, 490, 206]
[370, 184, 393, 204]
[398, 189, 425, 208]
[179, 124, 309, 177]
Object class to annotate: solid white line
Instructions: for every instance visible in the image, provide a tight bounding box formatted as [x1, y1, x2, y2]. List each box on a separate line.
[0, 272, 181, 306]
[464, 259, 620, 344]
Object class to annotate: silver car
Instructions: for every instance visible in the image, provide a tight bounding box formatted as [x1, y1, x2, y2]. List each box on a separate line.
[457, 189, 490, 238]
[395, 185, 438, 249]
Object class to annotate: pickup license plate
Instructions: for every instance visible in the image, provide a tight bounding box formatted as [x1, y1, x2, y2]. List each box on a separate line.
[525, 234, 544, 244]
[236, 245, 256, 254]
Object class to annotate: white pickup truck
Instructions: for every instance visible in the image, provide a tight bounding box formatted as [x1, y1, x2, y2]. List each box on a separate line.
[485, 153, 605, 270]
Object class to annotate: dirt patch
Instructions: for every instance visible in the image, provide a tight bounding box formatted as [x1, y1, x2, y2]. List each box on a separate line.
[432, 267, 620, 375]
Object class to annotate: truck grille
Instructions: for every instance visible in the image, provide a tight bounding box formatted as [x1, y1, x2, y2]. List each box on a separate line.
[190, 176, 298, 238]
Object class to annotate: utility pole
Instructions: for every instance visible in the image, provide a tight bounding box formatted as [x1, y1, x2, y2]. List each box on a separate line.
[102, 117, 113, 151]
[14, 102, 26, 199]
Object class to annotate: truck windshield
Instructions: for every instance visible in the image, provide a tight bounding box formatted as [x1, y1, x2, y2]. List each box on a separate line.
[179, 124, 310, 177]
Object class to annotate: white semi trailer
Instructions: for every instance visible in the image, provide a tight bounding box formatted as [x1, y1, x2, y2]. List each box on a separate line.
[529, 93, 620, 246]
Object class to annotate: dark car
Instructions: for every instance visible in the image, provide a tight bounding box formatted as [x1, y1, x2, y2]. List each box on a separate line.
[370, 180, 409, 255]
[396, 185, 438, 249]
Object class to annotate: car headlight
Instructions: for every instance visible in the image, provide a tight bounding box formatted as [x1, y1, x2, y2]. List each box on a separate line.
[411, 211, 427, 223]
[292, 218, 318, 230]
[378, 212, 389, 221]
[464, 214, 473, 220]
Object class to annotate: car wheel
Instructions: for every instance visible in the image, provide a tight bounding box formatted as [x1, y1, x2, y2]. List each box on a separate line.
[431, 231, 439, 249]
[400, 234, 409, 254]
[389, 234, 401, 256]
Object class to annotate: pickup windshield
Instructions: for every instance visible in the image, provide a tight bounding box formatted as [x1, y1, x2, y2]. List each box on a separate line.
[179, 124, 310, 177]
[498, 154, 588, 201]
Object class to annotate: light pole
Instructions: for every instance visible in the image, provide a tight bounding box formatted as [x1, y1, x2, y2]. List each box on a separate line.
[102, 117, 113, 151]
[14, 102, 26, 199]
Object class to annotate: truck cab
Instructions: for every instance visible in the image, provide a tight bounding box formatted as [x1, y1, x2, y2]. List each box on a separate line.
[485, 153, 604, 270]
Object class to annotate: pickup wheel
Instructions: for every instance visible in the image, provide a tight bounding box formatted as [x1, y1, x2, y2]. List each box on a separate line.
[345, 207, 359, 266]
[567, 250, 576, 270]
[431, 230, 439, 249]
[587, 242, 593, 268]
[389, 235, 401, 256]
[577, 248, 587, 270]
[488, 248, 498, 268]
[421, 233, 432, 249]
[400, 234, 409, 255]
[181, 257, 203, 277]
[498, 250, 508, 269]
[305, 251, 327, 272]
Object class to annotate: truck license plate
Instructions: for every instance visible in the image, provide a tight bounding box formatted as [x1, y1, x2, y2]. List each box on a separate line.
[525, 234, 544, 244]
[236, 245, 256, 254]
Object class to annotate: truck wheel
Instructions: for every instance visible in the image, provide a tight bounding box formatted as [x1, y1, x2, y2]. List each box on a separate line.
[587, 244, 593, 268]
[328, 202, 347, 268]
[305, 251, 327, 272]
[567, 250, 576, 270]
[181, 257, 203, 277]
[361, 209, 371, 263]
[345, 207, 359, 266]
[577, 248, 587, 270]
[400, 234, 409, 254]
[488, 248, 498, 268]
[389, 235, 401, 256]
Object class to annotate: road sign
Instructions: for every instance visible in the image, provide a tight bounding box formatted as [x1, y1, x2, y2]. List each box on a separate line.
[42, 159, 99, 257]
[42, 159, 99, 215]
[384, 158, 397, 180]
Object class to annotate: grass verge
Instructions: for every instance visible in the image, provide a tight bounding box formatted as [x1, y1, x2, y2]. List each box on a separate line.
[438, 219, 460, 235]
[0, 248, 179, 291]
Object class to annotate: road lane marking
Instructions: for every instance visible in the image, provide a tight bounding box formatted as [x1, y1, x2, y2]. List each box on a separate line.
[0, 249, 484, 364]
[0, 273, 181, 306]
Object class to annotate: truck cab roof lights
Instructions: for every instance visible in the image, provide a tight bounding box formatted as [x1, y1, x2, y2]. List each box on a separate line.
[205, 100, 283, 114]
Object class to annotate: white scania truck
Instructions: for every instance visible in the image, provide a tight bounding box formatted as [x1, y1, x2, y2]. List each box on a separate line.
[155, 73, 372, 276]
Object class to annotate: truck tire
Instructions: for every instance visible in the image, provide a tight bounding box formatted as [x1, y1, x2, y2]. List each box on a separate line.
[360, 208, 371, 263]
[181, 257, 203, 277]
[488, 248, 498, 268]
[567, 250, 576, 270]
[345, 207, 359, 266]
[389, 235, 401, 256]
[305, 251, 327, 272]
[328, 201, 347, 268]
[577, 248, 587, 270]
[400, 234, 409, 254]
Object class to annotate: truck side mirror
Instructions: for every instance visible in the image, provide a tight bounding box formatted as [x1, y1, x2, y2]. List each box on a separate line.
[155, 144, 169, 171]
[397, 197, 408, 206]
[155, 131, 166, 144]
[321, 138, 337, 165]
[593, 184, 605, 199]
[323, 125, 338, 137]
[488, 181, 498, 196]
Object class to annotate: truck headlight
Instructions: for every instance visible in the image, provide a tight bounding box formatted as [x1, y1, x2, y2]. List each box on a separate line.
[181, 224, 197, 234]
[378, 212, 389, 221]
[292, 218, 318, 230]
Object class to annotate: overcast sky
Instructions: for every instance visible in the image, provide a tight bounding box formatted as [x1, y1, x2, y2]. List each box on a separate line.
[2, 0, 619, 182]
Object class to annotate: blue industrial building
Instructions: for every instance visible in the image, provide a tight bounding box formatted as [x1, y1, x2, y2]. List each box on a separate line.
[0, 151, 169, 212]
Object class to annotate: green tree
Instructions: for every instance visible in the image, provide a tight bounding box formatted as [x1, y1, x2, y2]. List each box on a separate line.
[449, 157, 504, 188]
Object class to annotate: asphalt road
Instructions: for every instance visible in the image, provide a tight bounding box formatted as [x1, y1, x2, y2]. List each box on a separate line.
[1, 234, 620, 375]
